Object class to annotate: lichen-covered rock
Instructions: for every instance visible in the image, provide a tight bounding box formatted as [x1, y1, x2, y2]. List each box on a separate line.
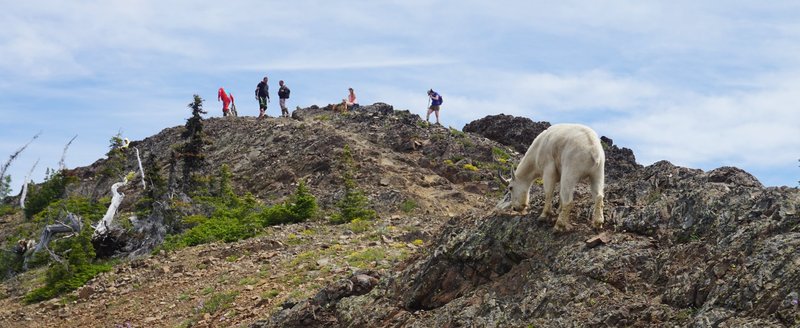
[260, 156, 800, 327]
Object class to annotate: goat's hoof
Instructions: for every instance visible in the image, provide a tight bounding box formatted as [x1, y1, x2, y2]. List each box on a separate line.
[592, 219, 604, 229]
[554, 221, 573, 232]
[538, 212, 553, 222]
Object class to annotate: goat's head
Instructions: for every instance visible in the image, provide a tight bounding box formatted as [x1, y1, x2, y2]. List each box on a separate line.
[496, 166, 530, 212]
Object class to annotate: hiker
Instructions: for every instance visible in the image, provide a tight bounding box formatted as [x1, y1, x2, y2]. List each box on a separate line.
[218, 87, 233, 116]
[255, 77, 270, 118]
[345, 87, 359, 110]
[426, 89, 443, 124]
[278, 80, 291, 118]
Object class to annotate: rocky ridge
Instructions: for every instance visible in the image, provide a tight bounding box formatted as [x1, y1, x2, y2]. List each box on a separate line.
[256, 113, 800, 327]
[0, 105, 796, 327]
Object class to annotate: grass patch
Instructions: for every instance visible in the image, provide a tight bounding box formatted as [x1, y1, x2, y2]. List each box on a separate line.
[346, 248, 386, 268]
[449, 127, 466, 138]
[201, 291, 239, 314]
[400, 199, 417, 213]
[262, 289, 280, 299]
[238, 276, 258, 286]
[201, 286, 215, 295]
[463, 163, 479, 172]
[348, 218, 372, 233]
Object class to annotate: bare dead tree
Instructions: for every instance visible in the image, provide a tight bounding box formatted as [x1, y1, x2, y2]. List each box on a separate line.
[93, 173, 130, 238]
[24, 212, 82, 269]
[20, 158, 40, 209]
[58, 135, 78, 171]
[0, 132, 41, 200]
[135, 147, 146, 190]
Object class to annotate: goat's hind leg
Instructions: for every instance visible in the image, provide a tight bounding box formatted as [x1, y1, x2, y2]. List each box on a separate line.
[589, 171, 605, 229]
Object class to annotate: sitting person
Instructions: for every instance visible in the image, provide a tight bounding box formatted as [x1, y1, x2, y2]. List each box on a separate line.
[346, 87, 359, 110]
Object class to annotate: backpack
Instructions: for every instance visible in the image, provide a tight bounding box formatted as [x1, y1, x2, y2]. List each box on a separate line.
[280, 86, 291, 99]
[432, 93, 443, 105]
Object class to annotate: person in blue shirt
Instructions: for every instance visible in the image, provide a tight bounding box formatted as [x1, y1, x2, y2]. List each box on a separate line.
[426, 89, 443, 124]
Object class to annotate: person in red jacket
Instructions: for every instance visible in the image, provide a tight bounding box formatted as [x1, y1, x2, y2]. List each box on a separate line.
[218, 87, 233, 116]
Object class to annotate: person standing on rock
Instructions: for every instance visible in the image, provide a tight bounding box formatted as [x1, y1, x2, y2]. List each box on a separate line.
[278, 80, 291, 118]
[218, 87, 233, 117]
[426, 89, 443, 125]
[255, 76, 270, 118]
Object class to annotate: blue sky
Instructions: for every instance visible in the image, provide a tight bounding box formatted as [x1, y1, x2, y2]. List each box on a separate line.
[1, 0, 799, 193]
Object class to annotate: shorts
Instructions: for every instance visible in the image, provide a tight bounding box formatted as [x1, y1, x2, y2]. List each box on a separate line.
[279, 98, 287, 110]
[258, 97, 268, 109]
[429, 105, 440, 111]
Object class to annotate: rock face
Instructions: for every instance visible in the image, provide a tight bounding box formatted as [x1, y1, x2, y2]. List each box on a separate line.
[463, 114, 551, 154]
[259, 124, 800, 327]
[464, 114, 641, 181]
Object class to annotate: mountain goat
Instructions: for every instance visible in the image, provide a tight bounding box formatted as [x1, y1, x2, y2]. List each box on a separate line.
[497, 123, 605, 232]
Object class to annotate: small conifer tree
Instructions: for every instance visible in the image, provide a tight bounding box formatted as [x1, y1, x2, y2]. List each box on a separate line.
[181, 95, 207, 192]
[331, 145, 375, 224]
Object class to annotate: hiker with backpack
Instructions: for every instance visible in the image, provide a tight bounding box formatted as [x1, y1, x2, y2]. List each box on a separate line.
[278, 80, 291, 118]
[426, 89, 443, 124]
[255, 76, 270, 118]
[218, 87, 233, 117]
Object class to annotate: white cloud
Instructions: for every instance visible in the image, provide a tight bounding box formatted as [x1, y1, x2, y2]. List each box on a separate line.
[2, 0, 799, 190]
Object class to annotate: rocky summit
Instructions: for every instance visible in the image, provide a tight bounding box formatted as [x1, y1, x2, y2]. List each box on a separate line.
[0, 104, 798, 328]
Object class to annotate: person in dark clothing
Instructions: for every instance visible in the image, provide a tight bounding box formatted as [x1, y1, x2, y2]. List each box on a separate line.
[278, 80, 291, 118]
[426, 89, 443, 124]
[255, 76, 270, 118]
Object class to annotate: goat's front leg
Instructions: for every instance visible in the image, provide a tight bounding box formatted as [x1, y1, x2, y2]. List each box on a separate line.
[554, 202, 574, 232]
[554, 174, 578, 232]
[539, 169, 557, 221]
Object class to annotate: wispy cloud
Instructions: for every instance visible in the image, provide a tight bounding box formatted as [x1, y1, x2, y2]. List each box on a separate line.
[1, 1, 799, 190]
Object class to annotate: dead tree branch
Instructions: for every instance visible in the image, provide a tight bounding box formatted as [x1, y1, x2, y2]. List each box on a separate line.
[0, 132, 41, 200]
[20, 158, 40, 209]
[24, 212, 82, 269]
[59, 135, 78, 171]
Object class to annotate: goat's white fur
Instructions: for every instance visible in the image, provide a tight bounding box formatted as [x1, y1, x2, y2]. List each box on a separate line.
[499, 123, 605, 231]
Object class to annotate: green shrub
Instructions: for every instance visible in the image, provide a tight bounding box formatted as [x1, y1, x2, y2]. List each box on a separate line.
[261, 181, 318, 226]
[0, 250, 24, 281]
[166, 196, 261, 249]
[348, 218, 372, 233]
[0, 204, 16, 217]
[100, 133, 128, 180]
[24, 220, 112, 303]
[24, 171, 76, 219]
[134, 153, 167, 218]
[33, 196, 109, 225]
[0, 175, 11, 199]
[400, 199, 418, 213]
[330, 184, 375, 224]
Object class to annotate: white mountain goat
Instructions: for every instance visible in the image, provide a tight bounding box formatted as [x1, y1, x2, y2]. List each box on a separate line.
[497, 123, 605, 231]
